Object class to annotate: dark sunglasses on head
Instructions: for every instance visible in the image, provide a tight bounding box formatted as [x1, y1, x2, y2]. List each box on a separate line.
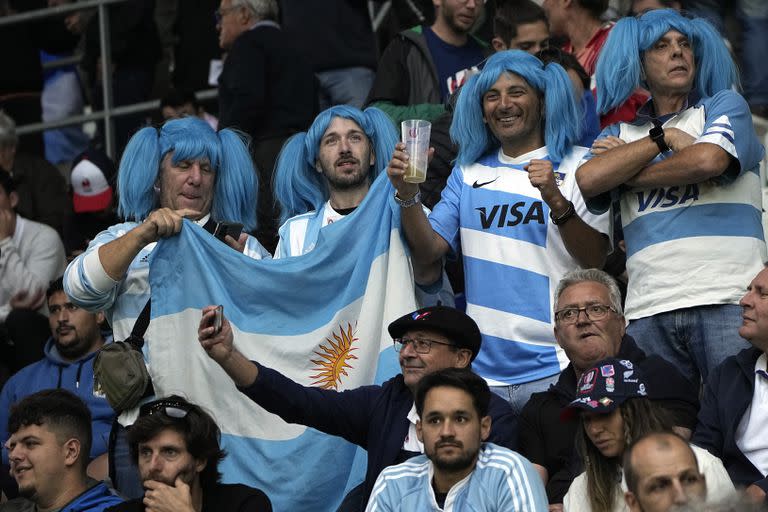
[139, 398, 193, 419]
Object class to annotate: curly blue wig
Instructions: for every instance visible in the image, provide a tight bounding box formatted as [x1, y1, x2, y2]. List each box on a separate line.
[116, 117, 258, 231]
[273, 105, 397, 223]
[451, 50, 581, 166]
[595, 9, 738, 114]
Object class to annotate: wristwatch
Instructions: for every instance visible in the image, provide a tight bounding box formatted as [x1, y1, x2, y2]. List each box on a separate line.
[394, 190, 421, 208]
[649, 123, 670, 153]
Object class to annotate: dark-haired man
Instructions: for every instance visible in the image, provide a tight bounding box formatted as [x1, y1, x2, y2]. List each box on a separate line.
[365, 368, 546, 511]
[492, 0, 549, 54]
[198, 305, 516, 508]
[1, 278, 114, 473]
[105, 396, 271, 512]
[2, 389, 123, 511]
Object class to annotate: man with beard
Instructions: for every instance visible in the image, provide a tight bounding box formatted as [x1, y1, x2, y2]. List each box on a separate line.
[366, 0, 489, 125]
[365, 368, 546, 511]
[105, 396, 271, 512]
[0, 278, 114, 478]
[272, 105, 396, 258]
[2, 389, 123, 511]
[273, 105, 452, 306]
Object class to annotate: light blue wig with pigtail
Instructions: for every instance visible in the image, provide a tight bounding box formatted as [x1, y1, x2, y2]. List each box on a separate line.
[273, 105, 398, 224]
[595, 9, 739, 115]
[450, 50, 581, 166]
[116, 116, 258, 231]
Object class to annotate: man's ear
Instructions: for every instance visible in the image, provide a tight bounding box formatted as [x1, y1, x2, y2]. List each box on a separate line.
[315, 160, 323, 174]
[455, 349, 472, 369]
[480, 415, 491, 441]
[416, 419, 424, 443]
[9, 191, 18, 209]
[195, 458, 207, 474]
[369, 148, 376, 167]
[624, 491, 640, 512]
[62, 438, 81, 468]
[95, 310, 107, 325]
[491, 37, 508, 53]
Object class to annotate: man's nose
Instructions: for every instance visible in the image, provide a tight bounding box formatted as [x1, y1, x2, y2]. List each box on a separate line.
[187, 163, 204, 184]
[440, 419, 456, 437]
[671, 479, 688, 504]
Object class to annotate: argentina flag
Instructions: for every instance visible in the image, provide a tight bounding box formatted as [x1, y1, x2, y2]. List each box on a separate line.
[145, 175, 417, 510]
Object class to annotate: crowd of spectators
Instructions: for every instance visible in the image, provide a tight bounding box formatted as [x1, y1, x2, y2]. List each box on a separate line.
[1, 0, 768, 511]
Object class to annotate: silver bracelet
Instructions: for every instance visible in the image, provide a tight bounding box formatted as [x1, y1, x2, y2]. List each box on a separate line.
[394, 190, 421, 208]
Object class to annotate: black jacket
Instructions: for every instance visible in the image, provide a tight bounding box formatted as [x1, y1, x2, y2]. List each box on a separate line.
[517, 335, 699, 503]
[218, 24, 316, 142]
[240, 363, 517, 504]
[693, 347, 768, 493]
[105, 483, 271, 512]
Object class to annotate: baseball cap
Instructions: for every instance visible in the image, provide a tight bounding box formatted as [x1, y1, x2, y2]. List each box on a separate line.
[562, 357, 648, 419]
[70, 149, 117, 213]
[387, 306, 482, 360]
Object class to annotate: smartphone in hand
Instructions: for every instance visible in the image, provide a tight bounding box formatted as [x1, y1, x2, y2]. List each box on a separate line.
[213, 305, 223, 334]
[213, 222, 243, 242]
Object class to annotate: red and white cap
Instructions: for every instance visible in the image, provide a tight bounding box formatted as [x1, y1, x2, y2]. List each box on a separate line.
[70, 149, 116, 213]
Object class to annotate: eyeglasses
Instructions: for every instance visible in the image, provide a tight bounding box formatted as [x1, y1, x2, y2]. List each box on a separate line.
[554, 304, 617, 324]
[214, 5, 241, 24]
[393, 337, 455, 354]
[139, 399, 193, 419]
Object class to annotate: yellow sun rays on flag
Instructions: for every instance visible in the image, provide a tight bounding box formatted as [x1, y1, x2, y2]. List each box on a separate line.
[309, 322, 359, 390]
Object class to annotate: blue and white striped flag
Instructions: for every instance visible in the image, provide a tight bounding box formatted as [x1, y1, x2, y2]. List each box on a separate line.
[146, 175, 417, 510]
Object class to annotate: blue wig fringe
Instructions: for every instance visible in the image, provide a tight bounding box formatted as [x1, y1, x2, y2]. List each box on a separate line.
[595, 9, 739, 114]
[273, 105, 398, 223]
[117, 116, 258, 231]
[450, 50, 581, 166]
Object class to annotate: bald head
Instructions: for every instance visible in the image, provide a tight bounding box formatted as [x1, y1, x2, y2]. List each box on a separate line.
[624, 432, 707, 512]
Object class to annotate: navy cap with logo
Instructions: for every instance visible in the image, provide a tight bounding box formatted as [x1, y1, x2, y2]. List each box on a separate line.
[387, 306, 482, 361]
[562, 357, 648, 419]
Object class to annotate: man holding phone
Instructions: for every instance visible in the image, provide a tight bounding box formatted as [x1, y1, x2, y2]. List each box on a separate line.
[62, 116, 270, 497]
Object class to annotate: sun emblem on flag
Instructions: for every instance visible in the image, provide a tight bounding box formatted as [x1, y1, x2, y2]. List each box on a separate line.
[309, 322, 359, 390]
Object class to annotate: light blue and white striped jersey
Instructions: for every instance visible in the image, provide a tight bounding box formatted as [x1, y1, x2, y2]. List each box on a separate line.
[429, 147, 610, 385]
[581, 90, 767, 321]
[366, 443, 548, 512]
[63, 217, 271, 342]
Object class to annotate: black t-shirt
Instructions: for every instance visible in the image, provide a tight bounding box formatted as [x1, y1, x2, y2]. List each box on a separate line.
[105, 483, 271, 512]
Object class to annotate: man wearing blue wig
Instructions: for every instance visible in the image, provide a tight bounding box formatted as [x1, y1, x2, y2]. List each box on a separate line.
[61, 116, 271, 493]
[272, 105, 397, 257]
[272, 105, 453, 306]
[388, 50, 610, 415]
[577, 9, 766, 386]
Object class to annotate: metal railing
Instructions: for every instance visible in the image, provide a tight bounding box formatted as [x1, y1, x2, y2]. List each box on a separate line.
[7, 0, 391, 159]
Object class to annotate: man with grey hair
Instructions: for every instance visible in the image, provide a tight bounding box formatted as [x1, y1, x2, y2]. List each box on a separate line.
[215, 0, 315, 252]
[516, 268, 699, 506]
[0, 110, 68, 234]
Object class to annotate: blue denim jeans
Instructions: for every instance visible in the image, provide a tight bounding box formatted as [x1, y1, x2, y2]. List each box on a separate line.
[316, 67, 375, 110]
[685, 0, 768, 106]
[490, 372, 560, 418]
[626, 304, 749, 386]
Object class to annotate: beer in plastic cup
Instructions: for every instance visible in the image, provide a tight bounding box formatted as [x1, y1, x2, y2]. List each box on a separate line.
[401, 119, 431, 184]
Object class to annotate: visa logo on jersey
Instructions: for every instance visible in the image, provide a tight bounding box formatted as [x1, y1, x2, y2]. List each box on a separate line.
[636, 184, 700, 212]
[476, 201, 545, 229]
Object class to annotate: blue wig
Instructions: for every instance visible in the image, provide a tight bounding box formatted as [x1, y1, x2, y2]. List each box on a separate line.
[273, 105, 398, 223]
[117, 116, 258, 231]
[595, 9, 738, 114]
[450, 50, 581, 166]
